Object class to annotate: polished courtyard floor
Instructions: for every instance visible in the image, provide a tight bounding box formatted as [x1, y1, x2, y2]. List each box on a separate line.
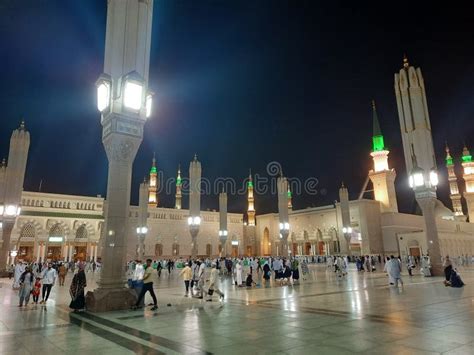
[1, 264, 473, 354]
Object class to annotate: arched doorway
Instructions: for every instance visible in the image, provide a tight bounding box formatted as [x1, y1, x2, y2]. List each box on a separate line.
[48, 224, 64, 261]
[206, 243, 212, 257]
[292, 243, 298, 256]
[263, 228, 270, 256]
[231, 245, 239, 257]
[155, 243, 163, 257]
[172, 243, 179, 256]
[74, 225, 88, 261]
[408, 240, 421, 258]
[246, 246, 253, 256]
[19, 223, 36, 262]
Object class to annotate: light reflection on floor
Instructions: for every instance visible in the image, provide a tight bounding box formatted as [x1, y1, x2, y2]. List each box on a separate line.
[0, 264, 473, 354]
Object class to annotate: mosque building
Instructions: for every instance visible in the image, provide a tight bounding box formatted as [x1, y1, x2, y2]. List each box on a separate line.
[1, 58, 474, 263]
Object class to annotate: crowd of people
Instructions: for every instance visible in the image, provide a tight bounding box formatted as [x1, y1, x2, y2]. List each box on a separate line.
[7, 252, 467, 313]
[10, 260, 91, 312]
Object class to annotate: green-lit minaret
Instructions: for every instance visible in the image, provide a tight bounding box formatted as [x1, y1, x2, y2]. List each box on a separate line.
[175, 164, 182, 209]
[445, 143, 463, 217]
[370, 100, 389, 171]
[148, 153, 158, 207]
[369, 100, 398, 213]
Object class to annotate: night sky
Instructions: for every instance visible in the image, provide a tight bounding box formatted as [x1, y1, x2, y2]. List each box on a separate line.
[0, 0, 473, 215]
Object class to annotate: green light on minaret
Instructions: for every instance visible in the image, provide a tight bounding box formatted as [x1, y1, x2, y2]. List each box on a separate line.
[150, 166, 157, 174]
[462, 146, 472, 163]
[371, 100, 385, 152]
[372, 135, 385, 152]
[176, 176, 181, 186]
[446, 156, 453, 166]
[247, 180, 253, 188]
[287, 189, 292, 198]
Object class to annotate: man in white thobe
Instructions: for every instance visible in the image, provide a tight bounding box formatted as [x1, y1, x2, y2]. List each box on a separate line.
[13, 262, 25, 289]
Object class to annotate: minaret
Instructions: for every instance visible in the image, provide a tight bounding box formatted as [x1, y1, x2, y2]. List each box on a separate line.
[368, 100, 398, 212]
[462, 145, 474, 222]
[445, 144, 463, 218]
[148, 153, 158, 207]
[188, 154, 201, 257]
[277, 175, 289, 257]
[247, 170, 255, 226]
[339, 182, 351, 255]
[219, 192, 228, 256]
[287, 186, 293, 210]
[0, 121, 30, 271]
[175, 165, 182, 209]
[137, 179, 149, 258]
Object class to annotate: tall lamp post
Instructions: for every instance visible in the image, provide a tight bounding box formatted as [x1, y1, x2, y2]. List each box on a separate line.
[0, 205, 22, 269]
[136, 226, 148, 259]
[342, 226, 352, 256]
[394, 57, 442, 276]
[339, 183, 352, 256]
[0, 122, 29, 274]
[86, 0, 154, 312]
[136, 180, 148, 258]
[188, 155, 201, 258]
[219, 192, 228, 257]
[277, 175, 290, 257]
[408, 162, 443, 276]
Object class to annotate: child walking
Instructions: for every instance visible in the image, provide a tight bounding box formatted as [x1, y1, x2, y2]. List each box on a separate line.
[32, 277, 41, 304]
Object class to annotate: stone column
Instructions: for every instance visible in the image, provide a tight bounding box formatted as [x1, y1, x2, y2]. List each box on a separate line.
[189, 155, 201, 259]
[0, 220, 14, 272]
[219, 192, 228, 257]
[36, 241, 41, 262]
[86, 0, 154, 312]
[277, 176, 289, 258]
[137, 181, 148, 259]
[63, 244, 69, 261]
[68, 244, 74, 262]
[97, 136, 141, 287]
[416, 194, 443, 276]
[87, 137, 141, 311]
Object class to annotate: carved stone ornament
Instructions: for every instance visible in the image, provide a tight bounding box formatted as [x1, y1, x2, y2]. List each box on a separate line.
[103, 136, 140, 164]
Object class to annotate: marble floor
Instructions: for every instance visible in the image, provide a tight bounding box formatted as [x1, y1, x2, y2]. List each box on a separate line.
[1, 264, 473, 354]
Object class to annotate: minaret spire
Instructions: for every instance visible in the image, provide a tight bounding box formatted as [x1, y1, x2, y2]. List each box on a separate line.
[247, 169, 255, 226]
[369, 101, 398, 213]
[148, 154, 158, 207]
[175, 164, 182, 209]
[287, 185, 293, 210]
[462, 143, 474, 221]
[370, 101, 389, 172]
[445, 142, 463, 218]
[371, 100, 384, 152]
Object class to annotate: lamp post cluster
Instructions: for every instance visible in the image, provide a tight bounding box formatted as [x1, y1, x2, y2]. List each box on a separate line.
[188, 216, 201, 257]
[86, 0, 155, 311]
[188, 154, 202, 258]
[277, 175, 290, 257]
[0, 121, 29, 273]
[136, 226, 148, 258]
[0, 204, 21, 267]
[408, 163, 443, 276]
